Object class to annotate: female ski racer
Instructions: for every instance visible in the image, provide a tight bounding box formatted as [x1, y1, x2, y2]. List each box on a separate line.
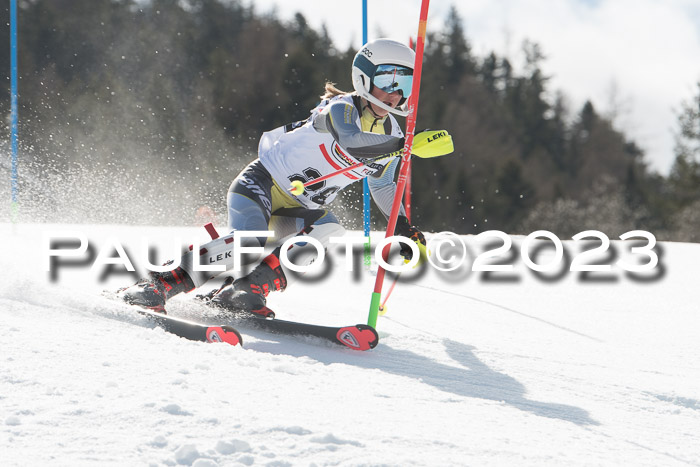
[119, 38, 452, 315]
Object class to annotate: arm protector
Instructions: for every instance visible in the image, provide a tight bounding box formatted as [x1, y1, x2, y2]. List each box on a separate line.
[314, 101, 403, 159]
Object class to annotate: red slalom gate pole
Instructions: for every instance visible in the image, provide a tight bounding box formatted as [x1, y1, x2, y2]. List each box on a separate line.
[405, 36, 415, 223]
[368, 0, 430, 329]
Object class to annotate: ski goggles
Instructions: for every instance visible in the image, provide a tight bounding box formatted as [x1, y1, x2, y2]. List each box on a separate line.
[372, 64, 413, 98]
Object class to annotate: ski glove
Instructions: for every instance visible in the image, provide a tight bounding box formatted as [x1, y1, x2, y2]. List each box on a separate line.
[411, 130, 454, 159]
[395, 215, 428, 266]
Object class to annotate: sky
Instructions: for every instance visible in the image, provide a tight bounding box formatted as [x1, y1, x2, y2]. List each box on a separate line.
[246, 0, 700, 175]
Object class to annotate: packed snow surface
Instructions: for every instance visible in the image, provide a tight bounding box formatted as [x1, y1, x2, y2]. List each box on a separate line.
[2, 223, 699, 466]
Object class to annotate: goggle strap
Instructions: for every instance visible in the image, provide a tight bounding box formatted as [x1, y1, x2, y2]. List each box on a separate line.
[353, 54, 376, 79]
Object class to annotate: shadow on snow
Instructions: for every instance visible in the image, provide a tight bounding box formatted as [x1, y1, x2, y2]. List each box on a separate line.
[243, 333, 598, 427]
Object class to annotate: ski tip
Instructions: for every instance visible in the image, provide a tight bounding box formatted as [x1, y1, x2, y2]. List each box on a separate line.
[336, 324, 379, 351]
[206, 325, 243, 347]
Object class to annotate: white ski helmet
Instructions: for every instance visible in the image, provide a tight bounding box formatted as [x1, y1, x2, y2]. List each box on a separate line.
[352, 38, 416, 117]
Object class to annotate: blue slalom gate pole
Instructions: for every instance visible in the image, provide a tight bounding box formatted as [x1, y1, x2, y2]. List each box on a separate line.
[362, 0, 372, 269]
[10, 0, 19, 222]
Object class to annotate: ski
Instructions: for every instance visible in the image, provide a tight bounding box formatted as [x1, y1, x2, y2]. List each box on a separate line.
[121, 296, 375, 350]
[227, 313, 379, 351]
[137, 308, 243, 347]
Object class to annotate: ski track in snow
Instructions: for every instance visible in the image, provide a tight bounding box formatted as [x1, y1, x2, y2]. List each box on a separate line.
[2, 223, 700, 466]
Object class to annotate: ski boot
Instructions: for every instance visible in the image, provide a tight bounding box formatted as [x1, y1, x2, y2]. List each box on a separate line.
[210, 249, 286, 318]
[119, 266, 195, 313]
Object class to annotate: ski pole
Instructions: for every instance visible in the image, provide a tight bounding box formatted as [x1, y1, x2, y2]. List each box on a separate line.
[288, 133, 452, 195]
[289, 152, 398, 195]
[368, 0, 430, 329]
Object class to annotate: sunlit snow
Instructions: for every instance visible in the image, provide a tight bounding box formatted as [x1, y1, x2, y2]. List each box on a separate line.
[2, 223, 699, 465]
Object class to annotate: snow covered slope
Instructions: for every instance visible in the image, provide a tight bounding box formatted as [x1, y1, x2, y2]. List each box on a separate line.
[2, 223, 699, 466]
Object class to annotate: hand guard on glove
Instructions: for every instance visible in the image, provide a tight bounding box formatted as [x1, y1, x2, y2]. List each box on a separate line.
[411, 129, 454, 159]
[394, 215, 428, 266]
